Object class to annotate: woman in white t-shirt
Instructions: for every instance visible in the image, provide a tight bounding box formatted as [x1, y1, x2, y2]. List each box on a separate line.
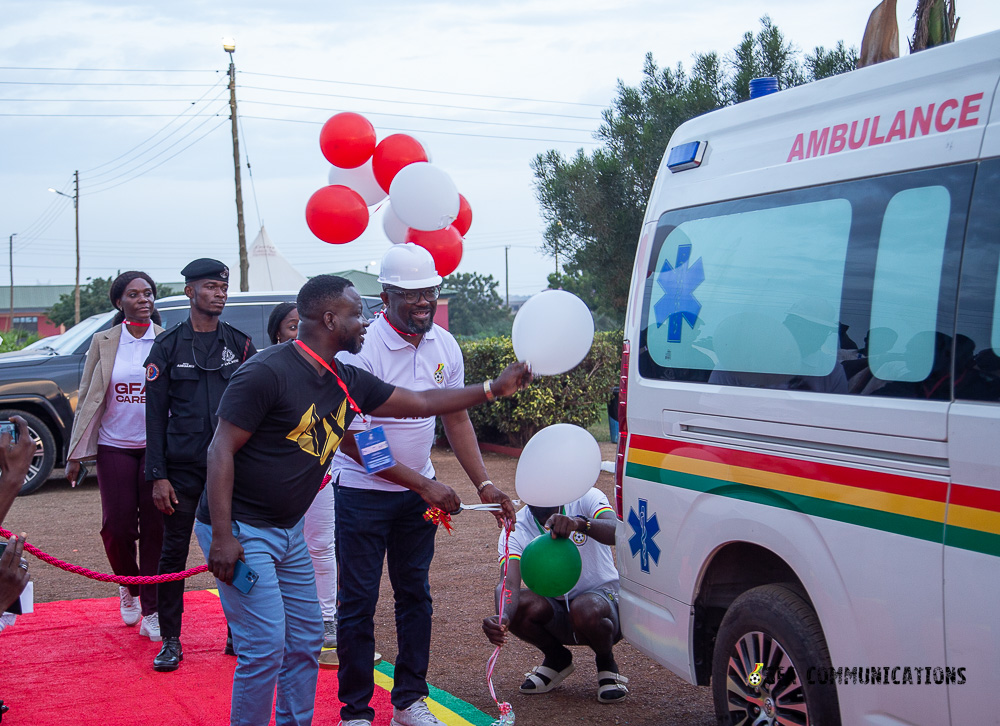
[66, 271, 165, 641]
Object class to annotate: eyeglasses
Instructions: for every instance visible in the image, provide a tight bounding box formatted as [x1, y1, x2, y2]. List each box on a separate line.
[385, 286, 442, 304]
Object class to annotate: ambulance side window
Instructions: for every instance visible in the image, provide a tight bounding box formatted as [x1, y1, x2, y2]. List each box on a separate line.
[638, 164, 974, 398]
[954, 158, 1000, 403]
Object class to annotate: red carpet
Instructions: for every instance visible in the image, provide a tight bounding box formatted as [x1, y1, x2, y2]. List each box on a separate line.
[0, 590, 392, 726]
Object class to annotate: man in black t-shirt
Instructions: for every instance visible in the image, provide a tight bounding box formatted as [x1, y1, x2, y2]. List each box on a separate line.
[196, 275, 531, 726]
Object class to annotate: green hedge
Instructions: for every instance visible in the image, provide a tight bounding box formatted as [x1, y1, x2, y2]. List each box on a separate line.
[459, 330, 623, 448]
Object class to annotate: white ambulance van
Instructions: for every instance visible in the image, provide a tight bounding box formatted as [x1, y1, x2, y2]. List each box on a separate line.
[615, 30, 1000, 726]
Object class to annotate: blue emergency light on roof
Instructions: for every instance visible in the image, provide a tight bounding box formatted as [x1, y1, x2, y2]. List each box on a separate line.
[666, 141, 706, 173]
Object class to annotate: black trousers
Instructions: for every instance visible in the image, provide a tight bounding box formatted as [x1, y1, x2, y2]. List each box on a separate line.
[156, 466, 204, 640]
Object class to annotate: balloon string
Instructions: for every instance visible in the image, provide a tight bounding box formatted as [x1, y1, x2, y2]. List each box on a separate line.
[487, 523, 514, 712]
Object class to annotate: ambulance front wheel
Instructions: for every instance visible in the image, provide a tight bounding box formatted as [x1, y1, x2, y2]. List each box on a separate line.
[711, 583, 841, 726]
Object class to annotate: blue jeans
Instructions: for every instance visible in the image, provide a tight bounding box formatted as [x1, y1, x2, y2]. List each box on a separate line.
[335, 485, 437, 722]
[195, 519, 323, 726]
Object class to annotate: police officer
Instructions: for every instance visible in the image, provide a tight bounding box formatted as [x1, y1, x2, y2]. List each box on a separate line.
[144, 258, 256, 672]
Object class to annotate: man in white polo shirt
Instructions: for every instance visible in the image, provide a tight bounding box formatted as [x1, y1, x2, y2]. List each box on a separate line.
[331, 243, 516, 726]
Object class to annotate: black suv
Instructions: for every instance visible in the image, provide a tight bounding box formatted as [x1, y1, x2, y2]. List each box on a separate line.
[0, 291, 382, 494]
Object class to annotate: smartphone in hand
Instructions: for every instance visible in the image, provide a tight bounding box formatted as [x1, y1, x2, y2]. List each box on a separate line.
[0, 421, 18, 443]
[232, 559, 259, 594]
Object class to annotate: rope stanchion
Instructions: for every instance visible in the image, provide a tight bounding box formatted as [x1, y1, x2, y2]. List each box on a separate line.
[0, 526, 208, 585]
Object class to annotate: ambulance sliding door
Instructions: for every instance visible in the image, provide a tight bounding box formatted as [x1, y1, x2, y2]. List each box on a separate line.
[946, 158, 1000, 725]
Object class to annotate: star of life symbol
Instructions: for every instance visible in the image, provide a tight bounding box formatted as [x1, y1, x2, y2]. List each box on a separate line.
[654, 243, 704, 343]
[627, 498, 661, 573]
[221, 347, 239, 366]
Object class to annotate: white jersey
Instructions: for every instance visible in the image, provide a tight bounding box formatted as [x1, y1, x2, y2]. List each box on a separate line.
[500, 488, 619, 601]
[331, 315, 465, 492]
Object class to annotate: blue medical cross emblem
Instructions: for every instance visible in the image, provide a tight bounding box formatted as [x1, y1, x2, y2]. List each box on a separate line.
[627, 498, 661, 573]
[654, 243, 704, 343]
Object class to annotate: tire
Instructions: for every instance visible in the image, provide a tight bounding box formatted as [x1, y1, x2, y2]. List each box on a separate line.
[712, 584, 841, 726]
[0, 409, 57, 495]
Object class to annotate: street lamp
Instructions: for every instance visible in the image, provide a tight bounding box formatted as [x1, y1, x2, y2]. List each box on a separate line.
[49, 171, 81, 324]
[223, 36, 248, 291]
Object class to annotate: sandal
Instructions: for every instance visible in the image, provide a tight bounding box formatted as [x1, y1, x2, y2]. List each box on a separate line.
[597, 670, 629, 703]
[519, 663, 575, 694]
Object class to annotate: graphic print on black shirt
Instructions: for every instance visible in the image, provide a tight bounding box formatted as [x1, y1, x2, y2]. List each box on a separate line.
[197, 343, 395, 529]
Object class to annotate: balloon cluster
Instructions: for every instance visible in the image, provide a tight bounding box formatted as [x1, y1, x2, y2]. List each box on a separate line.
[305, 112, 473, 277]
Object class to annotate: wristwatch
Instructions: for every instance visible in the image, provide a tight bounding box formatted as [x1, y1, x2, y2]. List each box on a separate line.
[476, 479, 494, 494]
[483, 379, 495, 402]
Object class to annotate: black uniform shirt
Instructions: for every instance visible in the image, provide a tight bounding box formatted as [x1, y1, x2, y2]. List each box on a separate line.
[143, 318, 256, 485]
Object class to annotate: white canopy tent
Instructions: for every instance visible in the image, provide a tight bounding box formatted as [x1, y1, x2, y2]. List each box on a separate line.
[248, 225, 307, 291]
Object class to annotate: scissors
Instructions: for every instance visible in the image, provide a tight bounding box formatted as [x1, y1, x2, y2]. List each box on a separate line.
[455, 499, 521, 512]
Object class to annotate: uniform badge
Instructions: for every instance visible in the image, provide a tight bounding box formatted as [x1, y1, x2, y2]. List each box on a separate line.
[434, 363, 445, 384]
[145, 363, 160, 382]
[571, 531, 588, 545]
[221, 347, 239, 366]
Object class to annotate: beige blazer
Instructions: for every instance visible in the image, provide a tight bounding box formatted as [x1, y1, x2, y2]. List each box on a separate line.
[67, 322, 165, 462]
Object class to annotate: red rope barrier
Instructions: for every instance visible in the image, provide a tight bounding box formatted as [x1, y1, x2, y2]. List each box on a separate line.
[0, 526, 208, 585]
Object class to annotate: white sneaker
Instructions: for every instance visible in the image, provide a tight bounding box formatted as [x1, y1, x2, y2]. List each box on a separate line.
[338, 721, 372, 726]
[119, 586, 141, 626]
[391, 699, 445, 726]
[0, 612, 17, 634]
[139, 612, 161, 642]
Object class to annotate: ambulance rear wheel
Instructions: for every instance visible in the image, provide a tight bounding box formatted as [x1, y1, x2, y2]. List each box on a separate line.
[712, 583, 840, 726]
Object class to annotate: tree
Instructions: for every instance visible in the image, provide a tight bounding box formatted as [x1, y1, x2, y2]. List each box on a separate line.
[533, 17, 858, 320]
[445, 272, 512, 338]
[47, 276, 178, 328]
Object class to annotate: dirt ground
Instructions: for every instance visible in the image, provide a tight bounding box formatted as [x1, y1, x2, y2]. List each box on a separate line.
[6, 443, 716, 726]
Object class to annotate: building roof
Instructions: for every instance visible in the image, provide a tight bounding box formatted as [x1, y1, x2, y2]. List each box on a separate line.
[0, 283, 184, 313]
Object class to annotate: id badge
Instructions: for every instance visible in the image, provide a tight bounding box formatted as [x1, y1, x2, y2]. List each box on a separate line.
[355, 425, 396, 474]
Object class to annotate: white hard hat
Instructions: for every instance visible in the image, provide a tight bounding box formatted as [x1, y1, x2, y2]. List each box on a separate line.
[377, 243, 443, 289]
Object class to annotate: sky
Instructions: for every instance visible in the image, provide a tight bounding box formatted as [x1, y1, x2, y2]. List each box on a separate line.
[4, 0, 1000, 299]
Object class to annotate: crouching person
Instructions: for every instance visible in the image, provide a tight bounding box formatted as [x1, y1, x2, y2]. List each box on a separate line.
[482, 488, 629, 703]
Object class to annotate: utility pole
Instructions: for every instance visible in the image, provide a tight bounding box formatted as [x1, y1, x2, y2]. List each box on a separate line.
[224, 38, 249, 292]
[504, 245, 510, 307]
[8, 233, 15, 331]
[73, 170, 80, 324]
[49, 172, 81, 324]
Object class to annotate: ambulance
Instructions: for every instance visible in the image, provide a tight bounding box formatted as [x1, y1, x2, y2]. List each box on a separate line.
[614, 29, 1000, 725]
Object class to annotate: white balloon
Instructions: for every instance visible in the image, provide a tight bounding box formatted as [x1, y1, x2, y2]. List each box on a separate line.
[515, 424, 602, 507]
[327, 159, 387, 207]
[381, 204, 409, 244]
[512, 290, 595, 375]
[388, 162, 459, 232]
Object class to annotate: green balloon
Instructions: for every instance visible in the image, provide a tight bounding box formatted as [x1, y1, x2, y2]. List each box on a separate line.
[519, 534, 582, 598]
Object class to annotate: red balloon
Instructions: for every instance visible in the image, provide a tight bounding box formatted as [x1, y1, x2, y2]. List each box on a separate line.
[453, 194, 473, 236]
[305, 185, 369, 244]
[406, 225, 463, 276]
[320, 113, 376, 169]
[372, 134, 428, 193]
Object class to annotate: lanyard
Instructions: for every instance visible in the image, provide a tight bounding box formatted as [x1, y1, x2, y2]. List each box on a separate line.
[378, 310, 417, 340]
[294, 340, 363, 415]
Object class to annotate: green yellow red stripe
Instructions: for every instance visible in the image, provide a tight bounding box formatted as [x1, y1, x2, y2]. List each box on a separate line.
[593, 506, 615, 518]
[625, 434, 1000, 557]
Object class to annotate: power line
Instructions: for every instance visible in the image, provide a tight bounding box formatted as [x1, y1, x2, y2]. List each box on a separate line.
[0, 66, 604, 109]
[83, 102, 229, 182]
[0, 66, 218, 72]
[86, 119, 229, 195]
[0, 81, 219, 88]
[239, 70, 606, 109]
[238, 85, 599, 121]
[80, 80, 226, 174]
[240, 115, 597, 145]
[238, 99, 594, 133]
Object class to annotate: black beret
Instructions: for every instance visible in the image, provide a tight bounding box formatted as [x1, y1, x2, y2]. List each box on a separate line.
[182, 258, 230, 283]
